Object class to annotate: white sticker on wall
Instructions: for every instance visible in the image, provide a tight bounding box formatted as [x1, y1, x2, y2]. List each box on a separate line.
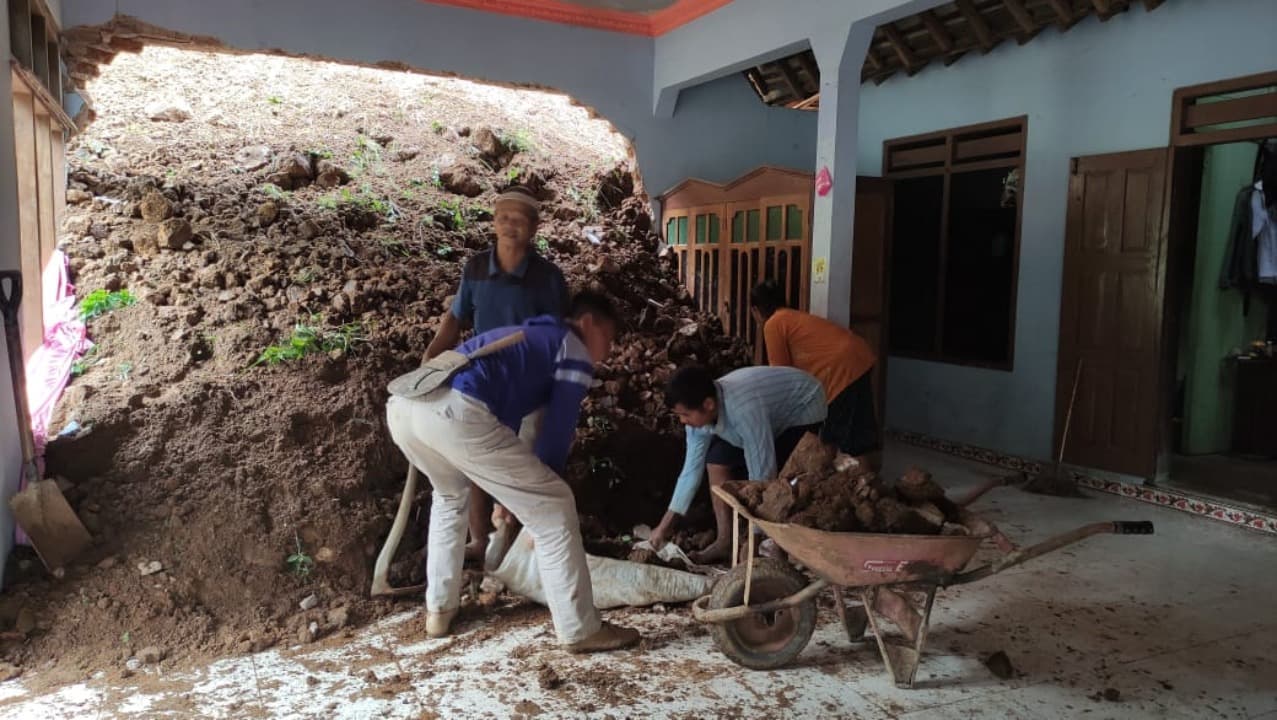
[813, 258, 828, 284]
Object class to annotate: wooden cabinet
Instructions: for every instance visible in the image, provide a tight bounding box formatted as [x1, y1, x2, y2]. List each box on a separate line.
[659, 168, 893, 428]
[1233, 358, 1277, 458]
[659, 166, 813, 362]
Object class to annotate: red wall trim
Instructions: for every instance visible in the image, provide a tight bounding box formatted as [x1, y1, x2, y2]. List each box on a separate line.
[422, 0, 733, 37]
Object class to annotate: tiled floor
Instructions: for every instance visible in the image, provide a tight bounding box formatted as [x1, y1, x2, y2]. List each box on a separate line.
[1, 443, 1274, 719]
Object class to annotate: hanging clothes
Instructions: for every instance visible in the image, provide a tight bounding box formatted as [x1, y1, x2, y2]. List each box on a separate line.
[1257, 181, 1277, 285]
[1219, 183, 1258, 295]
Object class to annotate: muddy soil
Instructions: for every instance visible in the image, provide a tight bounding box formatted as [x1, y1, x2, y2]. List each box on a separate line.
[0, 46, 746, 681]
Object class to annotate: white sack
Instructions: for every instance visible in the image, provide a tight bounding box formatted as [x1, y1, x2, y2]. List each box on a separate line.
[489, 528, 714, 609]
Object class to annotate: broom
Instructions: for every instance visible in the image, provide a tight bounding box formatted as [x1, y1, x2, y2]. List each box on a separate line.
[1019, 359, 1087, 497]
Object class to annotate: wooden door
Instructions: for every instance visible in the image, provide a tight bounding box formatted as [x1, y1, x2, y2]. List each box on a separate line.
[1057, 149, 1169, 478]
[851, 177, 892, 428]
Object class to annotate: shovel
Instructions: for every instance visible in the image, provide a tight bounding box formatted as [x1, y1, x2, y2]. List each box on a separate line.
[1, 270, 91, 575]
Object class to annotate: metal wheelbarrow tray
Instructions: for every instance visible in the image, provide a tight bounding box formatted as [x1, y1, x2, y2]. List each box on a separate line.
[691, 480, 1153, 687]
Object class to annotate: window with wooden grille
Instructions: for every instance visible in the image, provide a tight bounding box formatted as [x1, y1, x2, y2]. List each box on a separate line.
[884, 116, 1025, 370]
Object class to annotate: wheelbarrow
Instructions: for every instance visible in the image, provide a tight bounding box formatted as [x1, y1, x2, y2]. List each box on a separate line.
[691, 479, 1153, 688]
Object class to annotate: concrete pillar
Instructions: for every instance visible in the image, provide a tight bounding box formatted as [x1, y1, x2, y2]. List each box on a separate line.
[806, 21, 873, 325]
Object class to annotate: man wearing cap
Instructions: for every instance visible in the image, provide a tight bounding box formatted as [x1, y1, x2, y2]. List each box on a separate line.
[424, 186, 570, 562]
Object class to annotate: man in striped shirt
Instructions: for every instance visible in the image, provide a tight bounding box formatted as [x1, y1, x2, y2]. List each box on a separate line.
[386, 292, 640, 652]
[648, 365, 827, 563]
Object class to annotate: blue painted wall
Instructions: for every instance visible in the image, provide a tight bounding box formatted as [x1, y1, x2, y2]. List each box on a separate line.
[858, 0, 1277, 462]
[61, 0, 816, 200]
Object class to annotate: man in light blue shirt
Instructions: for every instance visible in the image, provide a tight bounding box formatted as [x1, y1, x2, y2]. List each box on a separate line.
[648, 365, 826, 563]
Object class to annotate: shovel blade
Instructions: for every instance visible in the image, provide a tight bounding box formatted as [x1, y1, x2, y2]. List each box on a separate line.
[9, 479, 92, 572]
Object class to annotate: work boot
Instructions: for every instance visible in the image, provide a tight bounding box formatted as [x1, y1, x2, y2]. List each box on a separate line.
[566, 622, 641, 654]
[425, 609, 458, 639]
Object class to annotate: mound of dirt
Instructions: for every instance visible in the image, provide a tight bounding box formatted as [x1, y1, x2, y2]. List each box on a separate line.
[1, 47, 746, 678]
[727, 438, 968, 535]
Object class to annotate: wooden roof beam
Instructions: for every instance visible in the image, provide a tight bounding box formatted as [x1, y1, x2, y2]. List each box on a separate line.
[864, 45, 884, 73]
[881, 24, 921, 74]
[776, 58, 806, 100]
[1042, 0, 1076, 29]
[955, 0, 995, 53]
[1003, 0, 1037, 35]
[919, 10, 954, 53]
[797, 52, 820, 86]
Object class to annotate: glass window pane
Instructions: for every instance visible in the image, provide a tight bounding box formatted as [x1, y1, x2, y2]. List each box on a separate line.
[766, 206, 783, 241]
[709, 214, 720, 244]
[786, 204, 803, 240]
[889, 175, 945, 356]
[695, 214, 707, 244]
[747, 210, 760, 243]
[732, 211, 744, 243]
[677, 216, 688, 245]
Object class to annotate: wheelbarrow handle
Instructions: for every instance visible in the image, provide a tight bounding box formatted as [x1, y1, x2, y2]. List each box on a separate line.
[0, 270, 20, 325]
[951, 520, 1154, 586]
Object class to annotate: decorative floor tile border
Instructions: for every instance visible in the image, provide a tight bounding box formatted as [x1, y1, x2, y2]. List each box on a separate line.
[887, 429, 1277, 537]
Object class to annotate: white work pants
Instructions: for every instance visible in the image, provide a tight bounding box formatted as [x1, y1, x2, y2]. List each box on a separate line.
[386, 391, 600, 644]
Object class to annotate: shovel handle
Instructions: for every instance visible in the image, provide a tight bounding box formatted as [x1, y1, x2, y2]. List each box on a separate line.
[0, 270, 20, 325]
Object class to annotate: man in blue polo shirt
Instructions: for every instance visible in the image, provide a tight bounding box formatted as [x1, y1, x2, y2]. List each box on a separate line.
[424, 186, 569, 563]
[387, 292, 640, 652]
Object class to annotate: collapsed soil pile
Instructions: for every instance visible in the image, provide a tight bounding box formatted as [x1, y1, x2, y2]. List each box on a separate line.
[727, 435, 971, 535]
[0, 47, 746, 678]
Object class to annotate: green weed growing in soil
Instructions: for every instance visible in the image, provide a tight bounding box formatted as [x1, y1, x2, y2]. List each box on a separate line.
[351, 135, 383, 176]
[379, 236, 413, 257]
[438, 198, 466, 230]
[253, 320, 368, 366]
[308, 147, 334, 159]
[116, 362, 133, 381]
[70, 346, 99, 377]
[536, 236, 550, 254]
[501, 129, 535, 153]
[79, 289, 137, 320]
[286, 532, 314, 579]
[431, 120, 445, 134]
[261, 183, 290, 201]
[568, 185, 600, 223]
[267, 95, 283, 105]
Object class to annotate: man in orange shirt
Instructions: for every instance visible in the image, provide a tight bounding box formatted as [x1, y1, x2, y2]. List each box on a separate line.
[751, 280, 881, 468]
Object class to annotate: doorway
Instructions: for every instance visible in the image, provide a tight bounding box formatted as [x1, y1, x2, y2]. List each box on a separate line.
[1160, 72, 1277, 510]
[1164, 138, 1277, 509]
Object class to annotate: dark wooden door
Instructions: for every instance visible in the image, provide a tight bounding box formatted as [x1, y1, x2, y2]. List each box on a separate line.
[852, 177, 893, 430]
[1057, 149, 1169, 478]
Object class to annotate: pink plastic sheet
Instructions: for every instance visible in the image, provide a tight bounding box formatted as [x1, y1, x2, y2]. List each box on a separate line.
[14, 250, 92, 546]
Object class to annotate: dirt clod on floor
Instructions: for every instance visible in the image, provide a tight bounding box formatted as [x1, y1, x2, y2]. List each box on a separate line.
[728, 436, 962, 534]
[3, 46, 744, 679]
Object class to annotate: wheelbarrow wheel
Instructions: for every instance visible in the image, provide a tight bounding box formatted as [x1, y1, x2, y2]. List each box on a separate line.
[707, 558, 816, 670]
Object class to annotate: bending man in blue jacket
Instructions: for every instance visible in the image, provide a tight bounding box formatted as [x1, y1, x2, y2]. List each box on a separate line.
[387, 291, 639, 652]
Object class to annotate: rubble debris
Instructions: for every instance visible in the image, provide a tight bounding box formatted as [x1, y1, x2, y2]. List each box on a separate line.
[299, 594, 319, 611]
[136, 646, 167, 665]
[727, 457, 961, 535]
[145, 99, 192, 122]
[137, 560, 164, 576]
[25, 45, 743, 677]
